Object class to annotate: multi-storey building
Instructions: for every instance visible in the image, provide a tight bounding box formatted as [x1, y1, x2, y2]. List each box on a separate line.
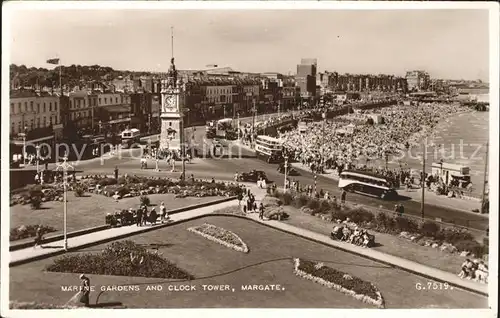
[68, 90, 98, 129]
[129, 92, 152, 132]
[10, 90, 61, 136]
[406, 70, 430, 92]
[296, 58, 317, 98]
[112, 75, 141, 93]
[95, 92, 132, 132]
[318, 72, 408, 94]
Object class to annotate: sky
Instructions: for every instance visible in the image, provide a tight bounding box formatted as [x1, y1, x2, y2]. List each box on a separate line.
[7, 8, 490, 81]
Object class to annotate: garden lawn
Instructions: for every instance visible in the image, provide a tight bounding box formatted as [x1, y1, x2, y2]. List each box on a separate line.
[10, 216, 486, 309]
[275, 205, 472, 274]
[10, 193, 224, 243]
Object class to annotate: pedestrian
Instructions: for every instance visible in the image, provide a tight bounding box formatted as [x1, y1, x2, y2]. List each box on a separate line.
[78, 274, 91, 307]
[237, 192, 243, 206]
[136, 207, 143, 226]
[160, 202, 167, 223]
[259, 202, 265, 220]
[398, 204, 404, 217]
[34, 173, 40, 184]
[33, 225, 44, 248]
[190, 174, 195, 183]
[141, 206, 148, 226]
[341, 189, 347, 205]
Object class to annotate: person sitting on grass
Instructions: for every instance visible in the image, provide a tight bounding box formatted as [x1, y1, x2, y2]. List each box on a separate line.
[475, 261, 489, 283]
[458, 259, 472, 279]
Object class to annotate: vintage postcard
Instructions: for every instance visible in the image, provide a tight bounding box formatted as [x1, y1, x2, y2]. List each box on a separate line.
[1, 1, 498, 318]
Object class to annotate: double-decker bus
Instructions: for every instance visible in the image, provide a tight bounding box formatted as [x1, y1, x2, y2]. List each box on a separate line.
[121, 128, 141, 149]
[338, 170, 398, 200]
[255, 135, 284, 163]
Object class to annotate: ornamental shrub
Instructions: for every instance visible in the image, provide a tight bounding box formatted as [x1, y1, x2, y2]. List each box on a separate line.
[281, 192, 293, 205]
[10, 224, 57, 241]
[73, 185, 85, 197]
[98, 178, 117, 186]
[420, 221, 441, 238]
[30, 196, 42, 210]
[394, 216, 419, 233]
[454, 239, 484, 257]
[482, 237, 489, 255]
[349, 208, 374, 224]
[116, 186, 130, 197]
[306, 198, 320, 212]
[318, 200, 332, 213]
[293, 194, 310, 208]
[140, 195, 150, 207]
[437, 227, 474, 245]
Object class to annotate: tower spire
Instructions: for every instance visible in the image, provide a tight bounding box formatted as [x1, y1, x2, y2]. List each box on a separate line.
[168, 26, 177, 87]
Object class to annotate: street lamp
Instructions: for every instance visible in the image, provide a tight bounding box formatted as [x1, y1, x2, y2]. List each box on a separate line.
[56, 156, 74, 251]
[22, 126, 28, 166]
[35, 145, 40, 173]
[284, 155, 289, 192]
[321, 112, 326, 172]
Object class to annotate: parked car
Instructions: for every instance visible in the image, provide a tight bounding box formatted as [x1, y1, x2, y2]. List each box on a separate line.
[238, 170, 270, 183]
[277, 163, 299, 175]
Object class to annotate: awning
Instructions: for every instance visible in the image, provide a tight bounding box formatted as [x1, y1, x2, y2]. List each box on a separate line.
[11, 135, 54, 145]
[101, 105, 130, 113]
[107, 118, 131, 124]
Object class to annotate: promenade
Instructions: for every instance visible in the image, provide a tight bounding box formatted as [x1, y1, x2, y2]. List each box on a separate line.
[10, 183, 487, 296]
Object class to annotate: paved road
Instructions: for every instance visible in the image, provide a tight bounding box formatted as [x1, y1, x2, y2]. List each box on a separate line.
[24, 111, 489, 232]
[65, 138, 488, 232]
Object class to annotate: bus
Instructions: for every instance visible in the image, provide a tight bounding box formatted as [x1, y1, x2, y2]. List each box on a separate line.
[338, 170, 398, 200]
[206, 118, 236, 139]
[255, 135, 284, 163]
[121, 128, 141, 148]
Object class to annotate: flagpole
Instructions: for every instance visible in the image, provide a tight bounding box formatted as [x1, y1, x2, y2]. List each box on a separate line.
[59, 60, 62, 95]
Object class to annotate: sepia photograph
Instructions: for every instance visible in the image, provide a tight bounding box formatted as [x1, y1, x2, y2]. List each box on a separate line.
[1, 1, 498, 318]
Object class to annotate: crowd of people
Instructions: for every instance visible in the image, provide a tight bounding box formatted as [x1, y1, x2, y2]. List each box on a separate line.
[458, 258, 489, 284]
[281, 102, 470, 182]
[331, 219, 376, 248]
[105, 201, 170, 227]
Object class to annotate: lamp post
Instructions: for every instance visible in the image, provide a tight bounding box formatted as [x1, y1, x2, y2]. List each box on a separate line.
[321, 112, 326, 172]
[56, 156, 74, 251]
[421, 140, 427, 219]
[284, 155, 289, 192]
[35, 145, 40, 173]
[481, 141, 489, 213]
[237, 112, 241, 141]
[180, 106, 188, 181]
[22, 125, 28, 165]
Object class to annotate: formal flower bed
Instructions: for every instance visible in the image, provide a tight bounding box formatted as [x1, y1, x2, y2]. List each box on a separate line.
[271, 191, 488, 258]
[9, 301, 79, 309]
[10, 224, 57, 241]
[46, 241, 193, 279]
[188, 223, 249, 253]
[79, 176, 243, 200]
[10, 184, 65, 206]
[293, 258, 384, 308]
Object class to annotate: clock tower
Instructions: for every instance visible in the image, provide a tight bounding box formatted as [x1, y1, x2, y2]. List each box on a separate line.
[159, 57, 185, 153]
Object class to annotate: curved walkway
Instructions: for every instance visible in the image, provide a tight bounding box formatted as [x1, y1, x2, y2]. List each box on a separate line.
[9, 185, 488, 296]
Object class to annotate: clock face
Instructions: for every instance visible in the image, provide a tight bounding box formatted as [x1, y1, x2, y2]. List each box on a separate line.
[164, 95, 177, 112]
